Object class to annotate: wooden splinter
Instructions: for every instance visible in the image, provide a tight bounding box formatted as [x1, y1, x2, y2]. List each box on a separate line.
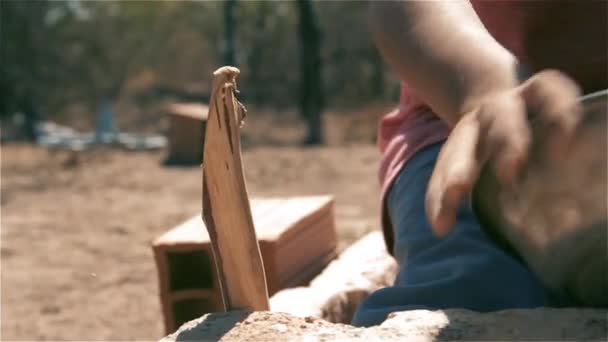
[202, 66, 270, 311]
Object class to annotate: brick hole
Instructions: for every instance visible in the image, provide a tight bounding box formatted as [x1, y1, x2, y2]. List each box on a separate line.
[173, 297, 216, 328]
[168, 250, 214, 291]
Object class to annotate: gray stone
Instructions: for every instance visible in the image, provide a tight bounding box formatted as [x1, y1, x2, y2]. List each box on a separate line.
[161, 308, 607, 341]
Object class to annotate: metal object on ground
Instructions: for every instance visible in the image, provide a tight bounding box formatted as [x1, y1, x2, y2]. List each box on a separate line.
[473, 90, 607, 306]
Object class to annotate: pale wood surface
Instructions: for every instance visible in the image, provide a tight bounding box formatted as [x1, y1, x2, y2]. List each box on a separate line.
[201, 66, 269, 311]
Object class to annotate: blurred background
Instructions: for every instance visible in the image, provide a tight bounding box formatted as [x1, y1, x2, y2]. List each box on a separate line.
[1, 0, 399, 340]
[1, 0, 400, 144]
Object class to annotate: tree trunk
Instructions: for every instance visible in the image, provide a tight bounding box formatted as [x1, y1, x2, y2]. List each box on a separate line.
[2, 0, 49, 138]
[247, 3, 270, 104]
[223, 0, 237, 66]
[296, 0, 324, 145]
[371, 50, 385, 98]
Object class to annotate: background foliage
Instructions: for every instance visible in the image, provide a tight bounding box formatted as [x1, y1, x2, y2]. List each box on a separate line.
[1, 0, 399, 142]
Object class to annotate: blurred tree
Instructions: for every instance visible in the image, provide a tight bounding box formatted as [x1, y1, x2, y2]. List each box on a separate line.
[244, 1, 271, 103]
[296, 0, 324, 145]
[2, 1, 172, 121]
[371, 49, 386, 98]
[223, 0, 237, 66]
[0, 0, 52, 139]
[236, 1, 298, 108]
[317, 1, 396, 108]
[1, 0, 399, 140]
[68, 1, 176, 114]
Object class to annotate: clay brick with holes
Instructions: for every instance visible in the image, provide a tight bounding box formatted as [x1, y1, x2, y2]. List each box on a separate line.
[164, 102, 209, 165]
[152, 196, 337, 333]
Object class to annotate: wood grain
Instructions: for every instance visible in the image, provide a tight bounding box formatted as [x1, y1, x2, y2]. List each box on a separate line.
[201, 66, 270, 311]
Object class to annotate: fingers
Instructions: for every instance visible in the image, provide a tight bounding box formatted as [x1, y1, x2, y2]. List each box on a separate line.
[426, 69, 581, 237]
[427, 95, 531, 237]
[478, 93, 531, 182]
[520, 70, 582, 160]
[426, 112, 483, 237]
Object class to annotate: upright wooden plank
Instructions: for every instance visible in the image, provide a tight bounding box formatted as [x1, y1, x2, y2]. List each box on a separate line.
[201, 67, 270, 311]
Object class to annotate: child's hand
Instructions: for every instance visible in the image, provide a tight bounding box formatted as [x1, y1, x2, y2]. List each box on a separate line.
[426, 70, 583, 237]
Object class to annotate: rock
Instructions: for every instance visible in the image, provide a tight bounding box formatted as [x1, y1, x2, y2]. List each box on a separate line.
[382, 308, 608, 341]
[161, 308, 607, 342]
[473, 90, 608, 305]
[269, 231, 398, 323]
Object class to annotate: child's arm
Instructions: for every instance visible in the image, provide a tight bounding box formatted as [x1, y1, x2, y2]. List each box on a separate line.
[369, 1, 582, 236]
[369, 0, 518, 124]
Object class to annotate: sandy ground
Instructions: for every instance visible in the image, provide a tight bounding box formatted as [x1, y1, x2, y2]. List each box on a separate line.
[0, 108, 387, 340]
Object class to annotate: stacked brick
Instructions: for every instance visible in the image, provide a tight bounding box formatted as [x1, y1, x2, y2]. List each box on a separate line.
[164, 103, 208, 165]
[152, 196, 337, 333]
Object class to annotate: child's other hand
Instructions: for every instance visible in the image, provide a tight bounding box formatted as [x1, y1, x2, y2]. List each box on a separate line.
[426, 70, 583, 237]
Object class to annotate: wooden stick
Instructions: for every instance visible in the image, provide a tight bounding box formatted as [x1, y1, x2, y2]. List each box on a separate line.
[202, 66, 270, 311]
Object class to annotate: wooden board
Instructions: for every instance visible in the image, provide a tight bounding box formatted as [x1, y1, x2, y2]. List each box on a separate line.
[201, 67, 269, 311]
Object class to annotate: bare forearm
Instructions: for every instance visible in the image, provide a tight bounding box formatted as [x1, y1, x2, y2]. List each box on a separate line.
[370, 0, 519, 125]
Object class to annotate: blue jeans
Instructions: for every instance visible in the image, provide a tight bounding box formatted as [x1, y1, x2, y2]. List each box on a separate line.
[352, 142, 557, 327]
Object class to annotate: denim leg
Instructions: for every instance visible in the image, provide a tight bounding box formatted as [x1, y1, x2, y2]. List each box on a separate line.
[352, 142, 552, 327]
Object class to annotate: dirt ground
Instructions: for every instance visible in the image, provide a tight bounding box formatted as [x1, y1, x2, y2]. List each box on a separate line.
[0, 108, 390, 340]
